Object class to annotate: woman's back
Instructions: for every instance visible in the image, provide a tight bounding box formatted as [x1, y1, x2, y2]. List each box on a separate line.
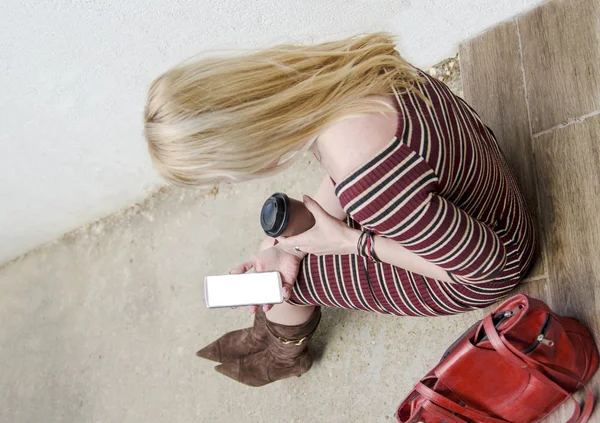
[397, 70, 535, 283]
[300, 69, 536, 315]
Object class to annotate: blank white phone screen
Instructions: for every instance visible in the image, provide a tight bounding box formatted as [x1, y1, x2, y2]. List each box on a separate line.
[204, 272, 283, 308]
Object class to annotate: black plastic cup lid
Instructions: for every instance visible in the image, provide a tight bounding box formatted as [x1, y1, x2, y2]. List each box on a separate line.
[260, 193, 290, 237]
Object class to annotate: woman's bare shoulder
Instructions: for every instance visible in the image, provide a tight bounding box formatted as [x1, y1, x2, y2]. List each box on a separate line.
[317, 98, 399, 183]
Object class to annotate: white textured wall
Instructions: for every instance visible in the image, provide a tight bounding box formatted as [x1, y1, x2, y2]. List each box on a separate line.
[0, 0, 545, 265]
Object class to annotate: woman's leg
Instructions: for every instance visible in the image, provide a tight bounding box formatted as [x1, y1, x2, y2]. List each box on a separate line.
[266, 301, 316, 325]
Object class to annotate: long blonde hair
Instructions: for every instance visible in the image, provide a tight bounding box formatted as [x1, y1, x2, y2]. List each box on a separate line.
[144, 32, 420, 187]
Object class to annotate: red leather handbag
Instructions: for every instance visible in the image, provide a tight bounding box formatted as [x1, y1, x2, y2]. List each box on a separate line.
[396, 294, 599, 423]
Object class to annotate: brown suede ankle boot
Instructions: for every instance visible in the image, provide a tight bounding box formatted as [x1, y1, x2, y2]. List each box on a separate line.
[215, 307, 321, 387]
[196, 308, 268, 363]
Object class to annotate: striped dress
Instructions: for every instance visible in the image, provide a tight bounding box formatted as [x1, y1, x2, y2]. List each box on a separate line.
[289, 70, 536, 316]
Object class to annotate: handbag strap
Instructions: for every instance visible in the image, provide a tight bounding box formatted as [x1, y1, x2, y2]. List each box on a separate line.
[414, 378, 510, 423]
[420, 400, 470, 423]
[482, 315, 595, 423]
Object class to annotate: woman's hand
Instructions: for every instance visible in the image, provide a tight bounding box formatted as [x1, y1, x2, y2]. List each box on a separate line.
[230, 245, 303, 313]
[276, 195, 359, 256]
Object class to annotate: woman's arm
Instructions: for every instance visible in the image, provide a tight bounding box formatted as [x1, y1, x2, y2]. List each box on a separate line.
[310, 108, 507, 284]
[279, 191, 506, 284]
[277, 196, 453, 283]
[339, 185, 507, 285]
[366, 234, 453, 283]
[310, 211, 452, 282]
[309, 175, 446, 280]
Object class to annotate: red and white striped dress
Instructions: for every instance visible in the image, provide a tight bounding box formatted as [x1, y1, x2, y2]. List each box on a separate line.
[289, 70, 536, 316]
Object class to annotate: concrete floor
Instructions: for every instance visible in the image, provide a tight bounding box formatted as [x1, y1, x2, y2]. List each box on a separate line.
[0, 151, 496, 423]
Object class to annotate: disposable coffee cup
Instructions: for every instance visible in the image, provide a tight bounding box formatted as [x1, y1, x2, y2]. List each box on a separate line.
[260, 193, 315, 237]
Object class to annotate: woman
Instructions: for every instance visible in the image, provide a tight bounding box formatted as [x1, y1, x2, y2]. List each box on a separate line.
[144, 33, 535, 387]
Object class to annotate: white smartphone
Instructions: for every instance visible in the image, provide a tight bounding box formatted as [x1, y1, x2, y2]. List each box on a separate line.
[204, 271, 284, 309]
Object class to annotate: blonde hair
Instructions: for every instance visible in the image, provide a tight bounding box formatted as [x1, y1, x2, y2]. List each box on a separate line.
[144, 32, 420, 187]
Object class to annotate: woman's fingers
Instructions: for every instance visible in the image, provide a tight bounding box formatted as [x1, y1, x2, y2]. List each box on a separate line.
[302, 195, 328, 219]
[276, 231, 310, 252]
[282, 283, 293, 301]
[247, 284, 293, 315]
[229, 261, 253, 274]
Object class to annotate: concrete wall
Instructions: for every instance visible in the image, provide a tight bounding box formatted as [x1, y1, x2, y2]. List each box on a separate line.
[0, 0, 546, 265]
